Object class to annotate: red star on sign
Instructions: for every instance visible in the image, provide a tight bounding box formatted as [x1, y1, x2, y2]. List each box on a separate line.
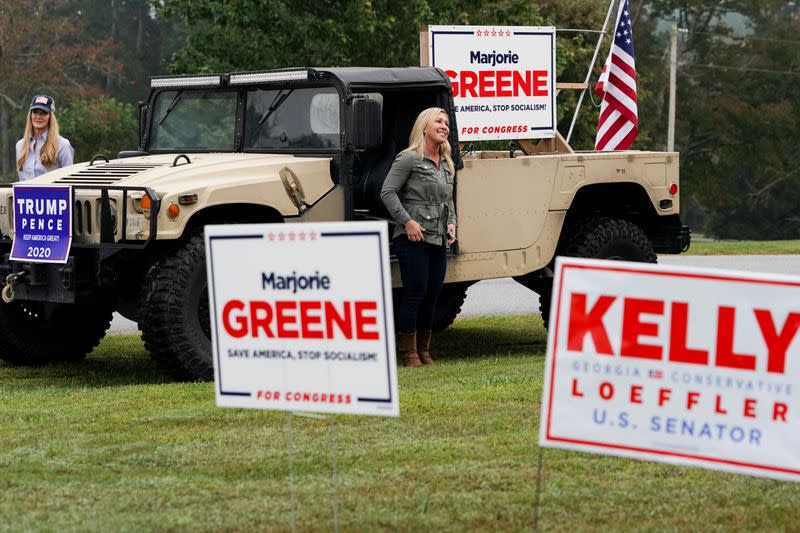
[491, 29, 497, 36]
[288, 232, 296, 241]
[506, 30, 511, 37]
[309, 231, 318, 240]
[299, 232, 306, 240]
[268, 232, 275, 241]
[278, 232, 286, 241]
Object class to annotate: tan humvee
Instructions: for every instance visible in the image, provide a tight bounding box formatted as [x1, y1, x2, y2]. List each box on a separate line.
[0, 67, 689, 379]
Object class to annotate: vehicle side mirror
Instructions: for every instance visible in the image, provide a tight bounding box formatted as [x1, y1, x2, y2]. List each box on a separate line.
[346, 93, 382, 150]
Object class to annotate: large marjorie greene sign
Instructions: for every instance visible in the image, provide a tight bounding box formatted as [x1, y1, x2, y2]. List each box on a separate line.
[425, 25, 556, 141]
[540, 258, 800, 482]
[205, 221, 399, 417]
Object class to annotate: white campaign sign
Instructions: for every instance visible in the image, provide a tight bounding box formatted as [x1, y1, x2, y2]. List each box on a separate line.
[426, 25, 556, 141]
[205, 221, 398, 417]
[540, 257, 800, 482]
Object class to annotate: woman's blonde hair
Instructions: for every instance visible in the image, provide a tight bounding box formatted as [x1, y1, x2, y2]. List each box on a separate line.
[402, 107, 455, 175]
[17, 110, 61, 171]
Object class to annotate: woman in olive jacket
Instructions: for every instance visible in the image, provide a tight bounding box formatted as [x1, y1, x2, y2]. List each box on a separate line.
[381, 107, 457, 367]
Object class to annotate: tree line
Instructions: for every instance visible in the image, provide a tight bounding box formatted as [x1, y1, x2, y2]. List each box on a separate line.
[1, 0, 797, 239]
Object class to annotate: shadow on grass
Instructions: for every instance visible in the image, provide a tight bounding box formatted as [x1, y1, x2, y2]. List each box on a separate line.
[433, 315, 548, 361]
[0, 333, 172, 390]
[0, 316, 549, 388]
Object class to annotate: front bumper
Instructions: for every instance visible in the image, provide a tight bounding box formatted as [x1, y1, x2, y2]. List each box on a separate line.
[0, 249, 101, 304]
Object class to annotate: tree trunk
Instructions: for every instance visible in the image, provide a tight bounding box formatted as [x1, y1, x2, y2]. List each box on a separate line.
[106, 0, 119, 92]
[0, 99, 11, 181]
[136, 1, 144, 55]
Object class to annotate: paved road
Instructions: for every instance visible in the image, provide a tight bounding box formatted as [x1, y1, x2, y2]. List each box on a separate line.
[108, 254, 800, 333]
[459, 254, 800, 318]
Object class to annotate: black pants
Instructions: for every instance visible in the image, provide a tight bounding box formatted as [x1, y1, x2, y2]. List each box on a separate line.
[394, 235, 447, 334]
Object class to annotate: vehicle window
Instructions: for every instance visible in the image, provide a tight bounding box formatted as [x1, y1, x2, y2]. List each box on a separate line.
[244, 87, 340, 151]
[150, 89, 236, 151]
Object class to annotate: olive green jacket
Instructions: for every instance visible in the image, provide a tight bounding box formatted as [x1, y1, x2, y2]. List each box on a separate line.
[380, 150, 457, 247]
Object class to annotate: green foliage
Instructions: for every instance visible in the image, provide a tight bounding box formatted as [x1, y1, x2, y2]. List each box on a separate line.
[159, 0, 608, 151]
[637, 1, 800, 239]
[161, 0, 551, 73]
[74, 0, 184, 102]
[688, 238, 800, 255]
[58, 98, 138, 162]
[0, 0, 114, 179]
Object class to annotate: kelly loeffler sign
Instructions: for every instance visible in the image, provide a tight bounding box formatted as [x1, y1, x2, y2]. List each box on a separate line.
[424, 25, 556, 141]
[205, 221, 398, 417]
[540, 257, 800, 482]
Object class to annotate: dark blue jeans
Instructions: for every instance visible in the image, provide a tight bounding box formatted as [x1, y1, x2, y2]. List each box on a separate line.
[394, 235, 448, 334]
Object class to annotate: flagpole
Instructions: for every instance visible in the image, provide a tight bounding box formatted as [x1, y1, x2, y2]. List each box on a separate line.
[667, 22, 678, 152]
[565, 0, 618, 144]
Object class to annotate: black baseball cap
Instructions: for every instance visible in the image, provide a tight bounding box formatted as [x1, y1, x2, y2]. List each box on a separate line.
[30, 95, 54, 113]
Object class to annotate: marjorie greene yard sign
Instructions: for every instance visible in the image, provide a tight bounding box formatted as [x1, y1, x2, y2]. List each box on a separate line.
[540, 257, 800, 482]
[424, 25, 556, 141]
[205, 221, 399, 417]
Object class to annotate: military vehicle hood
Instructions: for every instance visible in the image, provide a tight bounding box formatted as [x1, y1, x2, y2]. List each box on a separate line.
[23, 153, 331, 192]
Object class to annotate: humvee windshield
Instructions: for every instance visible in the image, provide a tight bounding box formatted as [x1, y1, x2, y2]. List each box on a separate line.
[243, 87, 340, 151]
[150, 89, 237, 151]
[148, 86, 340, 152]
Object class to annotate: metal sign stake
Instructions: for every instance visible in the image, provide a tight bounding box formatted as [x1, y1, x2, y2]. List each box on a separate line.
[287, 413, 297, 533]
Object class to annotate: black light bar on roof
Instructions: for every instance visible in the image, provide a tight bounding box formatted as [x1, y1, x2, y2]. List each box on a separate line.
[228, 69, 310, 85]
[150, 75, 222, 89]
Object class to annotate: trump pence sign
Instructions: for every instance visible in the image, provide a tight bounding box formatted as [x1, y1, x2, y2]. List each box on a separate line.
[425, 25, 556, 141]
[205, 221, 398, 417]
[540, 257, 800, 482]
[11, 185, 72, 263]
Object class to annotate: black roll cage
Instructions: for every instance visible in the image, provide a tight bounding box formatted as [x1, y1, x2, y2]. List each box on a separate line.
[139, 67, 461, 163]
[141, 72, 350, 157]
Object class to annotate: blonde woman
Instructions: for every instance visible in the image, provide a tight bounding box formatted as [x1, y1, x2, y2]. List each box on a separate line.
[15, 95, 74, 181]
[380, 107, 457, 367]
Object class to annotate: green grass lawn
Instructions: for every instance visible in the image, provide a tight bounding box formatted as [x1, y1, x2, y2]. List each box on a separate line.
[687, 239, 800, 255]
[1, 317, 798, 531]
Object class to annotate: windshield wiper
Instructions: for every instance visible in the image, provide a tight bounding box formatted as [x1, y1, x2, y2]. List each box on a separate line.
[258, 89, 293, 126]
[158, 90, 183, 126]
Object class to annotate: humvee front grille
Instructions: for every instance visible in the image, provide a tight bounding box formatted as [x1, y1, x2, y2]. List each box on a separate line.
[56, 163, 164, 185]
[74, 199, 95, 236]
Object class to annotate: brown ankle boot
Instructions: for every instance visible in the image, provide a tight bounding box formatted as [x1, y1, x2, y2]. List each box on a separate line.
[417, 330, 434, 365]
[397, 332, 422, 367]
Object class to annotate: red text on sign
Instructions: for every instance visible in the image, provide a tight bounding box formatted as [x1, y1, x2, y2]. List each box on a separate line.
[566, 293, 800, 374]
[223, 299, 379, 340]
[570, 379, 788, 422]
[445, 69, 549, 98]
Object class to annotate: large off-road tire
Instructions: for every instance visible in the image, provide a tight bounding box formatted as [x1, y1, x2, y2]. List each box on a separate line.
[392, 282, 470, 333]
[431, 282, 470, 332]
[139, 232, 213, 381]
[538, 287, 553, 331]
[539, 216, 656, 328]
[0, 295, 113, 365]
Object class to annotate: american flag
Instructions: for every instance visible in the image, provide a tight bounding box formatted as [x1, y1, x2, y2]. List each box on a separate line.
[594, 0, 638, 151]
[648, 369, 663, 379]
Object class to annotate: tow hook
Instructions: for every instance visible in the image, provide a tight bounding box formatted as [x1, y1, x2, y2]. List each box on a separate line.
[2, 272, 27, 303]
